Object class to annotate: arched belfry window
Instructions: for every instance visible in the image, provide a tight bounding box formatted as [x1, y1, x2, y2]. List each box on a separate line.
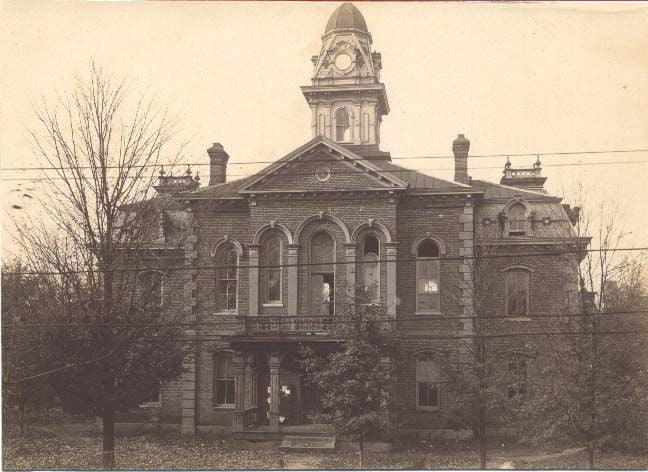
[416, 239, 440, 313]
[310, 231, 335, 316]
[215, 244, 238, 311]
[508, 203, 527, 236]
[362, 235, 380, 303]
[335, 108, 351, 142]
[265, 234, 282, 304]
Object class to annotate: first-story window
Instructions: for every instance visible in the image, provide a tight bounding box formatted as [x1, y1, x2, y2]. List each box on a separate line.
[216, 244, 238, 311]
[505, 269, 530, 317]
[214, 352, 235, 407]
[416, 239, 441, 312]
[507, 355, 528, 398]
[142, 382, 161, 406]
[416, 354, 440, 410]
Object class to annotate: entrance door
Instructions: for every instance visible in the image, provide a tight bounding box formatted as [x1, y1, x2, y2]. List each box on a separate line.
[256, 355, 270, 425]
[302, 382, 322, 424]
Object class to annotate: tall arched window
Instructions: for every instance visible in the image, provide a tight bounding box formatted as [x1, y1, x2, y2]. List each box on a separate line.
[214, 352, 235, 407]
[505, 268, 530, 317]
[216, 244, 238, 311]
[416, 240, 440, 313]
[362, 235, 380, 303]
[335, 108, 351, 142]
[416, 353, 440, 410]
[265, 234, 282, 304]
[139, 271, 163, 314]
[508, 203, 527, 236]
[310, 231, 335, 316]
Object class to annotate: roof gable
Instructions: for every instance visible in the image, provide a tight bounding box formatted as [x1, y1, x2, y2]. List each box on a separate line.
[239, 136, 408, 193]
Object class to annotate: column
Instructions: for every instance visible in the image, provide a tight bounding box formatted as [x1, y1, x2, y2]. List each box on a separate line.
[232, 351, 246, 432]
[248, 245, 260, 316]
[345, 243, 356, 304]
[269, 352, 281, 431]
[385, 242, 399, 319]
[287, 244, 299, 316]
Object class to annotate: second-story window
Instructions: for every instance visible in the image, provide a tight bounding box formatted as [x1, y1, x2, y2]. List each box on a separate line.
[216, 245, 238, 311]
[265, 234, 282, 304]
[508, 203, 527, 236]
[362, 235, 380, 303]
[139, 271, 163, 314]
[416, 240, 440, 313]
[310, 231, 335, 316]
[507, 354, 528, 398]
[505, 269, 530, 317]
[335, 108, 351, 142]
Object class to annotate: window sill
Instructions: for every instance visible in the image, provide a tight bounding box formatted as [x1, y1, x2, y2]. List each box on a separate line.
[361, 303, 382, 307]
[263, 303, 284, 308]
[140, 402, 161, 408]
[506, 316, 531, 322]
[214, 309, 238, 316]
[213, 405, 235, 410]
[416, 406, 440, 412]
[415, 311, 442, 316]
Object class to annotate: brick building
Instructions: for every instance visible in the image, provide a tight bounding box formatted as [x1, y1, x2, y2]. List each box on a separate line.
[124, 3, 587, 439]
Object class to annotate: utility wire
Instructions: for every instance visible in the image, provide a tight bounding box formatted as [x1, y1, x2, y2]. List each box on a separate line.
[3, 147, 648, 171]
[3, 309, 647, 329]
[3, 159, 648, 182]
[3, 246, 646, 276]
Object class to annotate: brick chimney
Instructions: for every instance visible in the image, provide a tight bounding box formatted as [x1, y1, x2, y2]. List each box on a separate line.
[207, 143, 229, 186]
[452, 134, 470, 185]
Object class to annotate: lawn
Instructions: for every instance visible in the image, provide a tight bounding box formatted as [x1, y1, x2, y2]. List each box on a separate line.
[3, 421, 647, 470]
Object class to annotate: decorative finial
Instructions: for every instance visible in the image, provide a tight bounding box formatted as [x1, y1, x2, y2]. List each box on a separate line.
[534, 155, 542, 169]
[159, 165, 166, 176]
[194, 171, 200, 182]
[185, 165, 192, 176]
[505, 156, 511, 169]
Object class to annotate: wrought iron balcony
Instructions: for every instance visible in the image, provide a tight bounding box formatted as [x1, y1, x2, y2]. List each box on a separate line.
[242, 316, 335, 336]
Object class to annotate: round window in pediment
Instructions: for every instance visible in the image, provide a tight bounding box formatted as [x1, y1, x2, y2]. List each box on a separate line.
[314, 165, 331, 182]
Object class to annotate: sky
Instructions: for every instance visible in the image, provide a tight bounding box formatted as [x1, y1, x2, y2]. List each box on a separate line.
[1, 1, 648, 259]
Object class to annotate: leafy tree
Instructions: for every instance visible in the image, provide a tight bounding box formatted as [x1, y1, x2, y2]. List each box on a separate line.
[9, 63, 189, 468]
[300, 303, 401, 468]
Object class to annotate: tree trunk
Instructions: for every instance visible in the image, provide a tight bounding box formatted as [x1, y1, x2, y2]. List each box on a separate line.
[102, 407, 115, 469]
[358, 437, 364, 469]
[19, 396, 26, 436]
[587, 441, 595, 470]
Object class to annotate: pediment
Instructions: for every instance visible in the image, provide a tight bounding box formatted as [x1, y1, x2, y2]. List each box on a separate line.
[239, 137, 407, 194]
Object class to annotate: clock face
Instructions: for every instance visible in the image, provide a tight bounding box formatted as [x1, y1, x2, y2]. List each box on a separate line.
[334, 53, 352, 71]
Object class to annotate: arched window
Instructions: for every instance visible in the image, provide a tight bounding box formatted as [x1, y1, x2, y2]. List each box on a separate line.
[335, 108, 351, 142]
[507, 354, 528, 398]
[214, 352, 235, 407]
[265, 234, 282, 304]
[416, 240, 440, 313]
[416, 353, 440, 410]
[508, 203, 527, 236]
[505, 269, 530, 317]
[310, 231, 335, 316]
[138, 271, 163, 313]
[362, 235, 380, 303]
[215, 244, 238, 311]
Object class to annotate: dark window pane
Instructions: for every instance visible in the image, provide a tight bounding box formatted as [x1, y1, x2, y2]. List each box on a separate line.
[418, 240, 439, 258]
[267, 270, 281, 302]
[364, 236, 379, 256]
[225, 380, 235, 404]
[418, 382, 438, 407]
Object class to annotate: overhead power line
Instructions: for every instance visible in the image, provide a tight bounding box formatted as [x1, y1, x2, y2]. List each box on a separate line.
[3, 246, 646, 276]
[3, 159, 648, 182]
[2, 147, 648, 172]
[4, 309, 647, 330]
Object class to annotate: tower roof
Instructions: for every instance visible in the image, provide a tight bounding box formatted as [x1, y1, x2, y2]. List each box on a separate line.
[325, 3, 368, 34]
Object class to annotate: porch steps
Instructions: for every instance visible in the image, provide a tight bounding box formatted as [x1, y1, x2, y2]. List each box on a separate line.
[279, 435, 336, 452]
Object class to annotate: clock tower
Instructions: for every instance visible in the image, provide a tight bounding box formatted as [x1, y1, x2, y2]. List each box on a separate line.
[301, 3, 390, 154]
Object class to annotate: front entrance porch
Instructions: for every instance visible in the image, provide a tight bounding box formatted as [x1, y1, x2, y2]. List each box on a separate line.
[229, 341, 339, 436]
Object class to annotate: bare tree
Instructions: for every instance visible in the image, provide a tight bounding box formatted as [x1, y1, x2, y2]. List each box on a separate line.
[8, 63, 190, 469]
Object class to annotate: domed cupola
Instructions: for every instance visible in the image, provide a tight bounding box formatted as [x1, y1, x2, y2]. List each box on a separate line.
[302, 3, 389, 149]
[325, 3, 369, 36]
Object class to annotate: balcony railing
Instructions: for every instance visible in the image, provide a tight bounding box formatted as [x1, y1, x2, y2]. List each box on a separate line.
[243, 316, 334, 335]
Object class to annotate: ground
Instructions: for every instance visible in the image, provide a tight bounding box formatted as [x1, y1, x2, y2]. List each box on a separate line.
[3, 419, 647, 470]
